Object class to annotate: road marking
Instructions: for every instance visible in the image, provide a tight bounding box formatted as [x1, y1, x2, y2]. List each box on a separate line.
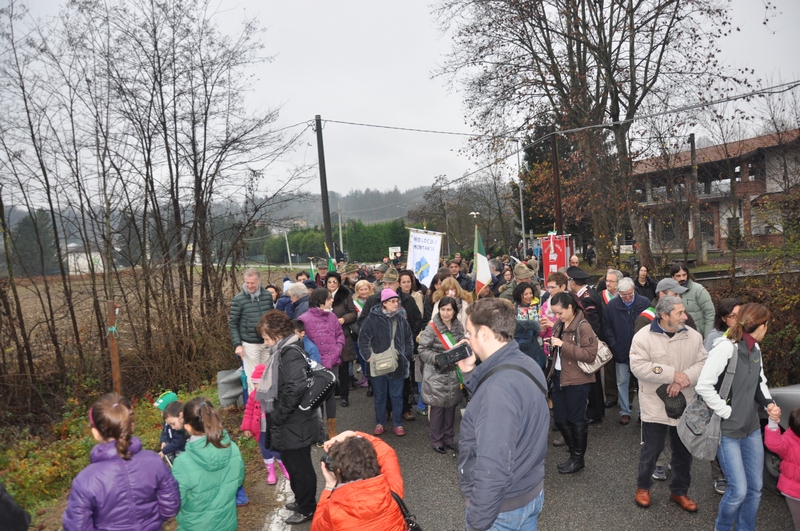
[263, 477, 295, 531]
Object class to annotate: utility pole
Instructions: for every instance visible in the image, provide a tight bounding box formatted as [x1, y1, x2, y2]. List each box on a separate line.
[314, 115, 335, 256]
[516, 139, 526, 255]
[689, 133, 706, 265]
[284, 231, 293, 268]
[337, 202, 344, 259]
[552, 130, 564, 235]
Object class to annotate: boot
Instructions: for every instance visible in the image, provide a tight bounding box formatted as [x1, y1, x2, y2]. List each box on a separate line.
[277, 460, 290, 481]
[554, 422, 574, 469]
[327, 418, 338, 439]
[265, 460, 277, 485]
[559, 422, 587, 474]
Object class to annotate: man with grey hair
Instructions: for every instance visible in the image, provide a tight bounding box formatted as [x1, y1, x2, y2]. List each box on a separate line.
[601, 269, 623, 305]
[286, 282, 310, 318]
[629, 296, 707, 512]
[229, 268, 274, 392]
[488, 258, 506, 296]
[603, 277, 650, 425]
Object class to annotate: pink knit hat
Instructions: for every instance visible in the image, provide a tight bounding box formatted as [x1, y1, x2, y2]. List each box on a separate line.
[251, 364, 267, 380]
[381, 288, 399, 302]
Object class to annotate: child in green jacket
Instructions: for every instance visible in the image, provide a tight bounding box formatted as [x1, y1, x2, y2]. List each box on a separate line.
[171, 397, 245, 531]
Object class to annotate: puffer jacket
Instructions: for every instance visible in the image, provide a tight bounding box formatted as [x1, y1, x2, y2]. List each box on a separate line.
[275, 294, 294, 318]
[298, 307, 345, 369]
[310, 432, 406, 531]
[417, 314, 466, 408]
[630, 319, 707, 426]
[680, 278, 715, 338]
[603, 293, 651, 363]
[765, 425, 800, 499]
[171, 432, 244, 531]
[229, 285, 274, 346]
[269, 340, 321, 451]
[63, 437, 180, 531]
[546, 311, 597, 387]
[240, 389, 263, 441]
[331, 287, 358, 363]
[358, 304, 414, 380]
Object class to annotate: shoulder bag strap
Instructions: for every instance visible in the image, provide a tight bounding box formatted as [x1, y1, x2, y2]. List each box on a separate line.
[718, 341, 739, 402]
[472, 364, 547, 397]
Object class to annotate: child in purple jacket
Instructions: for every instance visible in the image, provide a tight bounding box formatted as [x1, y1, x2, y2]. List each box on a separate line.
[63, 393, 180, 531]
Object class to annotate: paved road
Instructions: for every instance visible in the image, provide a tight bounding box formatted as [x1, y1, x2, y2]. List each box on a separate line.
[265, 382, 793, 530]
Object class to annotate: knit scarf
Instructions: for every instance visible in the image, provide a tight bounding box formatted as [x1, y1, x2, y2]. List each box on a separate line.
[256, 334, 300, 414]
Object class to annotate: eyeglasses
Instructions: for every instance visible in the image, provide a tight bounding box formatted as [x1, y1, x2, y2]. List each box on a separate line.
[545, 285, 559, 291]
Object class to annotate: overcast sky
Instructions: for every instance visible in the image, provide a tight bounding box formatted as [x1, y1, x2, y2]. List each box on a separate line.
[236, 0, 800, 196]
[25, 0, 800, 197]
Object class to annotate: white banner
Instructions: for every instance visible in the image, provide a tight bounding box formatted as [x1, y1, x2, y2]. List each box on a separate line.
[406, 229, 443, 287]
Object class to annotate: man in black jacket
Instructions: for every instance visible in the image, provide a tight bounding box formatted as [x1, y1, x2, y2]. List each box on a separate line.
[567, 266, 606, 424]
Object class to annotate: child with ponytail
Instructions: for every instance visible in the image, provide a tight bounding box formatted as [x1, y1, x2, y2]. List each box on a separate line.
[171, 397, 245, 531]
[62, 393, 180, 531]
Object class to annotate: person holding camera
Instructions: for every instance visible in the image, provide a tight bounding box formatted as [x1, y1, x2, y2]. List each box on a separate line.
[456, 298, 549, 531]
[311, 430, 407, 531]
[417, 296, 467, 454]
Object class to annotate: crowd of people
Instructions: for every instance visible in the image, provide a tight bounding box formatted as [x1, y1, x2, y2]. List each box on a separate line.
[40, 249, 800, 531]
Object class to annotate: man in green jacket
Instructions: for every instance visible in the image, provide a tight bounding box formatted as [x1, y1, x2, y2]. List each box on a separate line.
[670, 264, 715, 339]
[229, 268, 273, 392]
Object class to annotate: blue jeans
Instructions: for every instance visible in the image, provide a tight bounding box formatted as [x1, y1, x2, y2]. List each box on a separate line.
[417, 381, 426, 411]
[716, 429, 763, 531]
[466, 490, 544, 531]
[616, 362, 631, 416]
[372, 375, 404, 427]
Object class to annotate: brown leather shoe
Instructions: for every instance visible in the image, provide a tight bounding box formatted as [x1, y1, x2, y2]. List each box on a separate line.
[670, 494, 698, 512]
[619, 415, 631, 425]
[635, 488, 650, 508]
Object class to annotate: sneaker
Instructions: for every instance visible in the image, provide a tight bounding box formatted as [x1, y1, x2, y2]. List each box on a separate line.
[373, 424, 385, 435]
[285, 502, 299, 512]
[393, 426, 406, 436]
[285, 512, 313, 525]
[714, 478, 727, 495]
[416, 407, 427, 416]
[651, 466, 667, 481]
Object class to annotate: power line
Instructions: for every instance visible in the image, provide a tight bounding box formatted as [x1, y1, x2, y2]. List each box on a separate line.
[323, 119, 488, 138]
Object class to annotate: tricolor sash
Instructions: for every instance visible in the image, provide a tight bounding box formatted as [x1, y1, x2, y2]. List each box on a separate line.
[353, 299, 364, 314]
[430, 322, 455, 350]
[639, 307, 656, 322]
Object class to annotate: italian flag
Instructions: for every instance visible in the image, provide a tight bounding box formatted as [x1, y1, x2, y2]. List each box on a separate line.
[473, 225, 491, 295]
[323, 242, 336, 271]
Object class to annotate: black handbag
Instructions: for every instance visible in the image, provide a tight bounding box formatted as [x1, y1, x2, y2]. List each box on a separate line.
[391, 491, 423, 531]
[285, 345, 337, 411]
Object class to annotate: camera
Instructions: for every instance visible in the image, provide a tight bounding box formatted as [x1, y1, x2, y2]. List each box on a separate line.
[434, 342, 473, 372]
[321, 452, 334, 472]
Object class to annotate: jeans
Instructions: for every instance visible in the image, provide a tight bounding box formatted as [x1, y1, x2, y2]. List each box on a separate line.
[372, 375, 404, 427]
[417, 381, 426, 411]
[637, 422, 692, 495]
[616, 362, 631, 416]
[715, 430, 763, 531]
[551, 371, 590, 424]
[466, 490, 544, 531]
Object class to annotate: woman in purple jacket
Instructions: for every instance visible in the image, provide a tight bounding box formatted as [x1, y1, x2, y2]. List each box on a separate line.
[63, 393, 181, 531]
[299, 288, 345, 440]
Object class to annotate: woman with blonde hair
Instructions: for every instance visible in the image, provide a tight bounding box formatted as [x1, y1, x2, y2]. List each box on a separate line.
[431, 276, 473, 323]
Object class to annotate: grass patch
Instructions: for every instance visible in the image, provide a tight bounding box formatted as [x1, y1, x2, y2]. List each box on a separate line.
[0, 381, 254, 519]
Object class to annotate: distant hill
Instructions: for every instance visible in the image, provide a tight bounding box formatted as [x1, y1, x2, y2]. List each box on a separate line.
[277, 186, 429, 225]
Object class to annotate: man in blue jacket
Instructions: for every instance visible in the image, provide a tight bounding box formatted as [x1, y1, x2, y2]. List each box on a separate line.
[457, 298, 549, 531]
[603, 277, 650, 425]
